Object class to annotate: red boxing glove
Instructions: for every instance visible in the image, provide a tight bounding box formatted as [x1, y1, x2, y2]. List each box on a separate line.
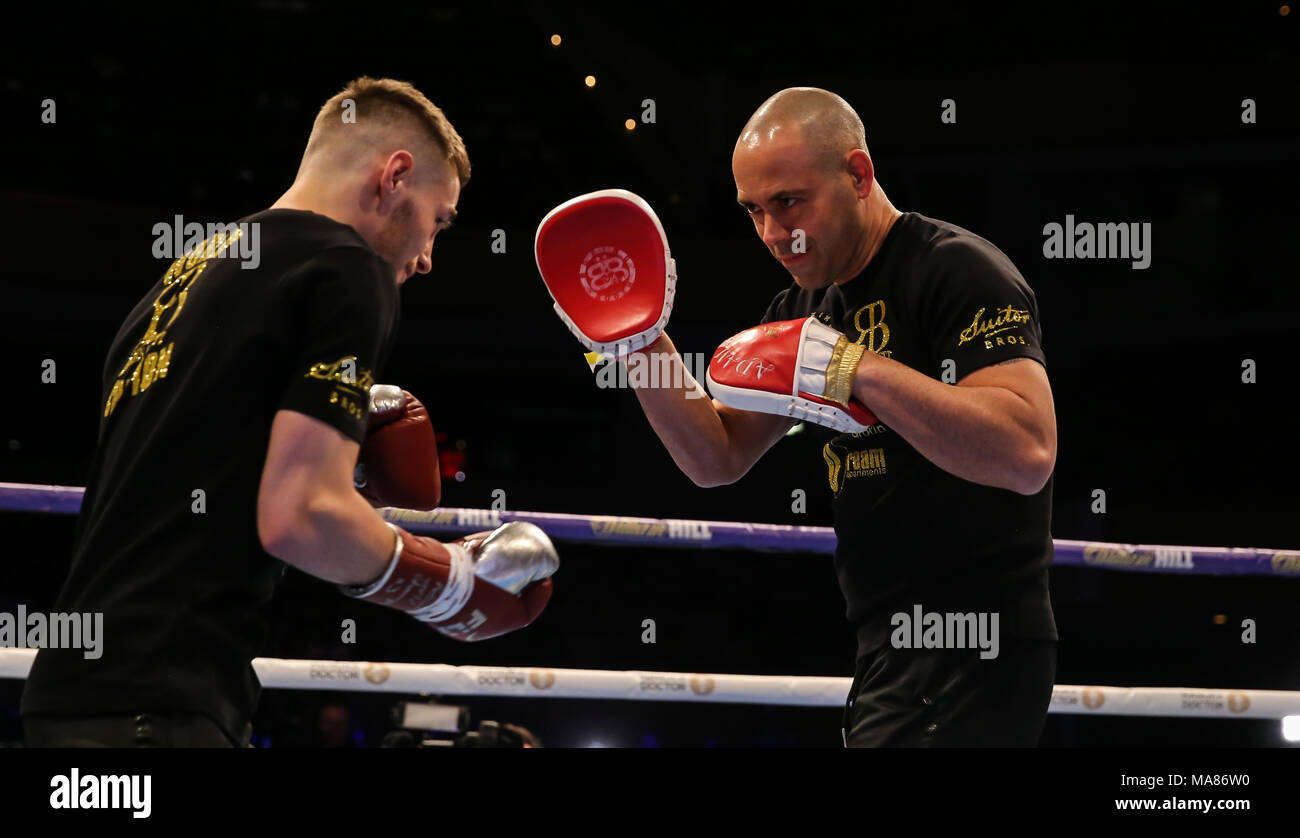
[341, 522, 558, 642]
[354, 385, 441, 510]
[535, 189, 676, 357]
[706, 317, 879, 433]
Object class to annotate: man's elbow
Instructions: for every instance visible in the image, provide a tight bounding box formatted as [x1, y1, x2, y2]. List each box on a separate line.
[1012, 446, 1055, 496]
[684, 460, 742, 489]
[258, 509, 302, 561]
[686, 469, 734, 489]
[257, 495, 318, 562]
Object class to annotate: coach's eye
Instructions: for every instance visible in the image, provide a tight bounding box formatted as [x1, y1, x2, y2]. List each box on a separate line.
[780, 197, 798, 209]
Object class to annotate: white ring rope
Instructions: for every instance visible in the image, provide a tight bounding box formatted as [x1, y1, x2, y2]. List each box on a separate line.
[0, 649, 1293, 719]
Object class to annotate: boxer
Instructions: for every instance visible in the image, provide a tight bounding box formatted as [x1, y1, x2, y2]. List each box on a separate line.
[537, 87, 1057, 747]
[23, 77, 555, 749]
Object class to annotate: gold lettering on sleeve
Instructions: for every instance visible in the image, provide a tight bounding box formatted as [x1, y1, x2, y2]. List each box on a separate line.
[305, 356, 375, 394]
[307, 356, 376, 423]
[957, 305, 1032, 347]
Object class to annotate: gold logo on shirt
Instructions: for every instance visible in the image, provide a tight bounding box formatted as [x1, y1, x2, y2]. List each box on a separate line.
[850, 300, 891, 356]
[104, 229, 243, 419]
[823, 446, 844, 494]
[957, 305, 1031, 348]
[845, 448, 886, 476]
[823, 443, 887, 496]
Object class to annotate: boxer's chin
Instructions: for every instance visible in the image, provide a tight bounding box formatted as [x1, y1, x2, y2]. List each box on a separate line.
[790, 269, 829, 291]
[783, 255, 823, 289]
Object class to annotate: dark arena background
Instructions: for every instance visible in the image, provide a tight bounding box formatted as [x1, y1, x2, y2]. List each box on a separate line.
[1, 0, 1297, 767]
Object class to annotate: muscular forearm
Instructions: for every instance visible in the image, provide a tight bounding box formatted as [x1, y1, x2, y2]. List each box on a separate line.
[276, 488, 438, 586]
[628, 333, 742, 487]
[852, 353, 1050, 494]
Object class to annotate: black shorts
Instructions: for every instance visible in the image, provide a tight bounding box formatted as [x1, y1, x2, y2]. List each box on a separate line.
[842, 638, 1056, 747]
[23, 712, 245, 748]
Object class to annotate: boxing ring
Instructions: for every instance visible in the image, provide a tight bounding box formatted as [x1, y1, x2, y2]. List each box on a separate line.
[3, 481, 1298, 725]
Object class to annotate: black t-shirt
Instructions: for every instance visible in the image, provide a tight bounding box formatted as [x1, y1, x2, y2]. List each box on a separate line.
[21, 210, 399, 742]
[761, 212, 1057, 658]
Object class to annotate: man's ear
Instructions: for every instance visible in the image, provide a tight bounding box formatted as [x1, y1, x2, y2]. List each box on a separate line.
[380, 150, 416, 196]
[846, 149, 874, 198]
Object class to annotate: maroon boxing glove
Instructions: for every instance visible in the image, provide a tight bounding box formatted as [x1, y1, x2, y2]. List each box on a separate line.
[341, 522, 558, 642]
[354, 385, 442, 510]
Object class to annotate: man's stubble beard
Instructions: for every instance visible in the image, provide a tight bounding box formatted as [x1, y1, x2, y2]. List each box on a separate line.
[374, 197, 418, 277]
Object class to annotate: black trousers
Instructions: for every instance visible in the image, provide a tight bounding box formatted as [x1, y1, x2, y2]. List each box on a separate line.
[842, 638, 1056, 747]
[23, 712, 244, 748]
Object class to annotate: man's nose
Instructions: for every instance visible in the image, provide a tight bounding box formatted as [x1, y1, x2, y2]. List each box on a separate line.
[415, 241, 433, 275]
[761, 216, 790, 249]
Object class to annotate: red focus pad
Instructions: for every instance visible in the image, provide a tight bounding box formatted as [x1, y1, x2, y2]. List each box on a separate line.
[535, 189, 676, 354]
[709, 320, 801, 397]
[706, 318, 878, 434]
[357, 392, 442, 510]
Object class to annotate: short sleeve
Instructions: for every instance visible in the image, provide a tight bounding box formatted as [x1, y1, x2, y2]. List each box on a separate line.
[918, 237, 1045, 381]
[277, 247, 398, 444]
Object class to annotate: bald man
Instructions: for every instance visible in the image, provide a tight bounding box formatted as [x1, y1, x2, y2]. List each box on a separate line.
[22, 77, 481, 747]
[629, 88, 1057, 747]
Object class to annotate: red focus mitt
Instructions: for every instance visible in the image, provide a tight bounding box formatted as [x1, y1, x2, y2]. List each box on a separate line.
[535, 189, 676, 357]
[354, 385, 441, 510]
[706, 317, 879, 433]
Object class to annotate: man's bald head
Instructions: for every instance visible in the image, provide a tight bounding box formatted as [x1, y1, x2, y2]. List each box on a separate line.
[733, 88, 896, 290]
[736, 87, 866, 173]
